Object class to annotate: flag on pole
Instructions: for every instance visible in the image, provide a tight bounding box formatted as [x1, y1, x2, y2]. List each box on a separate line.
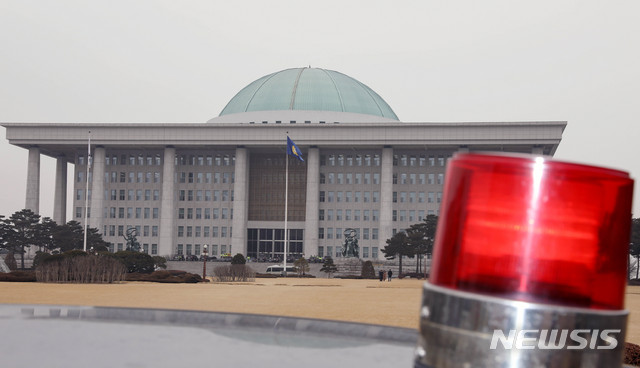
[286, 136, 304, 162]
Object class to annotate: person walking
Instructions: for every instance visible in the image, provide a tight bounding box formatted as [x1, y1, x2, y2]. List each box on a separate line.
[379, 270, 384, 282]
[387, 269, 393, 282]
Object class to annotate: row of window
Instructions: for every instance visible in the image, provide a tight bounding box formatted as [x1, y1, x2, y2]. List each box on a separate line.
[99, 207, 160, 219]
[79, 152, 449, 169]
[393, 173, 444, 185]
[103, 225, 158, 237]
[393, 191, 442, 203]
[77, 154, 162, 167]
[83, 154, 163, 166]
[318, 154, 451, 167]
[78, 153, 237, 168]
[177, 172, 234, 184]
[320, 172, 444, 186]
[319, 191, 380, 203]
[75, 189, 164, 202]
[77, 171, 161, 184]
[393, 210, 431, 222]
[78, 170, 443, 187]
[319, 209, 380, 222]
[318, 227, 379, 240]
[176, 154, 235, 167]
[178, 207, 233, 220]
[177, 226, 231, 238]
[317, 245, 378, 259]
[394, 154, 450, 167]
[178, 190, 234, 202]
[74, 207, 162, 220]
[176, 244, 230, 256]
[321, 154, 380, 167]
[321, 172, 380, 185]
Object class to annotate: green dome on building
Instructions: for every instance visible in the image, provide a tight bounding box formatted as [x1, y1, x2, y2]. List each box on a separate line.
[219, 67, 398, 120]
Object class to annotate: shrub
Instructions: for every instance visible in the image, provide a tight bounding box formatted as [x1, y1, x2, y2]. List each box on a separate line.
[35, 254, 126, 283]
[361, 260, 376, 279]
[32, 251, 51, 270]
[231, 253, 246, 265]
[152, 256, 167, 270]
[111, 251, 155, 273]
[0, 270, 37, 282]
[4, 252, 18, 271]
[125, 270, 206, 283]
[214, 264, 255, 282]
[63, 249, 89, 258]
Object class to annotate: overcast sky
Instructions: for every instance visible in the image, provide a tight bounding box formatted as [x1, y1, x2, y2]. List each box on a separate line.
[1, 0, 638, 218]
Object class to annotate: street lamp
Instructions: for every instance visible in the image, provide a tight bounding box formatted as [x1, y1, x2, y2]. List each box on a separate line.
[202, 244, 208, 280]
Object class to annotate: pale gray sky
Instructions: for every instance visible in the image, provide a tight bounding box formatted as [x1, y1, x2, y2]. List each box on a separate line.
[1, 0, 638, 218]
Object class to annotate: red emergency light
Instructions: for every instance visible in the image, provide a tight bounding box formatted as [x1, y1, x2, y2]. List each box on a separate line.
[430, 153, 634, 309]
[415, 153, 634, 368]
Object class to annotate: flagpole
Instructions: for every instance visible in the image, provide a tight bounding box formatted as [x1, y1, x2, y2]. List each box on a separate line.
[284, 135, 289, 276]
[83, 130, 91, 252]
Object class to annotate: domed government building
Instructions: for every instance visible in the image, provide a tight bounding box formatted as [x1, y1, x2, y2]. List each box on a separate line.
[3, 67, 566, 260]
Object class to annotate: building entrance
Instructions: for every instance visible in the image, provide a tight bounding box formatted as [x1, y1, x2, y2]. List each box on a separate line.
[247, 228, 303, 262]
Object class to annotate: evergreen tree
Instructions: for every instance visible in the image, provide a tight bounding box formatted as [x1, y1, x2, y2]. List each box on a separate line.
[294, 257, 310, 276]
[52, 221, 84, 252]
[231, 253, 246, 265]
[406, 215, 438, 273]
[381, 231, 413, 275]
[361, 260, 376, 279]
[320, 256, 338, 278]
[34, 217, 58, 252]
[5, 209, 41, 269]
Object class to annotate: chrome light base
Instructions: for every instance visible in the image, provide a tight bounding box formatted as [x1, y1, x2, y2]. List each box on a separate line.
[414, 282, 627, 368]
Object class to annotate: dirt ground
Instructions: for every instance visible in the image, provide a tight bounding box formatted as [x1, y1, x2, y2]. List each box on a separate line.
[2, 279, 640, 344]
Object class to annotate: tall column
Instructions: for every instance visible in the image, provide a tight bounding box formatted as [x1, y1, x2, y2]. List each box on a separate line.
[159, 147, 176, 256]
[89, 147, 105, 231]
[53, 156, 68, 225]
[25, 147, 40, 214]
[304, 147, 320, 257]
[379, 146, 394, 259]
[231, 147, 249, 254]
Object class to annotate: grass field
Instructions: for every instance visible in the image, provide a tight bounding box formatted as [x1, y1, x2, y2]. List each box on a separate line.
[2, 279, 640, 344]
